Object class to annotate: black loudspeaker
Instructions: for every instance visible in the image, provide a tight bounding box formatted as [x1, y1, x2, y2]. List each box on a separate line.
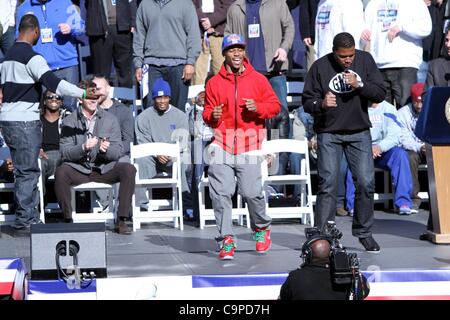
[30, 223, 107, 280]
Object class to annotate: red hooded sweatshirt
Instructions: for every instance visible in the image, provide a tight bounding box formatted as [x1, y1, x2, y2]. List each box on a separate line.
[203, 58, 281, 154]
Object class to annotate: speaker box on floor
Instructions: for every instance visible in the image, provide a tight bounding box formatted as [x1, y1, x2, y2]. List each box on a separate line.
[30, 223, 107, 280]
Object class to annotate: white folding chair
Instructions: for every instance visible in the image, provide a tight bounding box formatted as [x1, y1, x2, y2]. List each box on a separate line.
[260, 139, 314, 226]
[197, 170, 250, 230]
[0, 147, 46, 224]
[70, 183, 115, 225]
[0, 147, 15, 224]
[130, 141, 184, 231]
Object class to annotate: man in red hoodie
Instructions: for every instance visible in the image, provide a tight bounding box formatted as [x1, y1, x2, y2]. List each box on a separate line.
[203, 34, 281, 260]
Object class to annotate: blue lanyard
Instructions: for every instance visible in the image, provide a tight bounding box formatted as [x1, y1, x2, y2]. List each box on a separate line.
[41, 4, 48, 28]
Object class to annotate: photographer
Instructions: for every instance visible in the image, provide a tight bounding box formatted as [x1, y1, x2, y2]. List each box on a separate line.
[279, 226, 370, 300]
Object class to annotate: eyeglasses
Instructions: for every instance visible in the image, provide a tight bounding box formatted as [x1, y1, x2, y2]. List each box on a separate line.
[45, 95, 63, 101]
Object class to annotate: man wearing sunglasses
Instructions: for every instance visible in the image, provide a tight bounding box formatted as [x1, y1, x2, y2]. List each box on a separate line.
[39, 90, 70, 201]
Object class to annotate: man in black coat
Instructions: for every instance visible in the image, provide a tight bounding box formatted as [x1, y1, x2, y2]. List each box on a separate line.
[279, 238, 370, 300]
[85, 0, 137, 88]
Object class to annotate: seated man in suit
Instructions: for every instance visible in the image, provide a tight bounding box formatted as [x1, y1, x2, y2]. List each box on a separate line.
[54, 80, 136, 235]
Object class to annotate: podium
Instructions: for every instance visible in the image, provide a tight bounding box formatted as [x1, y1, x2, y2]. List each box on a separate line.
[415, 87, 450, 244]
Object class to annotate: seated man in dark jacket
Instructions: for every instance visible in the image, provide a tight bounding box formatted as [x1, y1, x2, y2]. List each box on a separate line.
[54, 80, 136, 235]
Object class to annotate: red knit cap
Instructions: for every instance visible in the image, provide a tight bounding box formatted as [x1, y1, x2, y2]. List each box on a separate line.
[410, 83, 425, 102]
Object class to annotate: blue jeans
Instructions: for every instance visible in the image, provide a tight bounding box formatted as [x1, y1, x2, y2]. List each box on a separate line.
[0, 26, 15, 62]
[315, 131, 375, 238]
[53, 65, 80, 112]
[0, 121, 42, 228]
[190, 139, 210, 222]
[269, 74, 288, 111]
[346, 146, 413, 211]
[296, 107, 315, 140]
[289, 152, 306, 204]
[336, 154, 350, 209]
[268, 74, 289, 191]
[145, 65, 189, 112]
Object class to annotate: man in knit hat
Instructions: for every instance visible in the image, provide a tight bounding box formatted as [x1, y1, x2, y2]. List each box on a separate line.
[135, 78, 190, 211]
[203, 34, 280, 260]
[398, 82, 426, 214]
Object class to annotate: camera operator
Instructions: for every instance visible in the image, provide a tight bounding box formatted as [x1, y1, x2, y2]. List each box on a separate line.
[279, 228, 370, 300]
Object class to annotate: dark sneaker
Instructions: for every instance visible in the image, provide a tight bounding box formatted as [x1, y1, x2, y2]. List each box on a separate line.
[336, 207, 348, 217]
[219, 236, 236, 260]
[359, 236, 380, 253]
[255, 227, 272, 254]
[13, 223, 30, 230]
[116, 220, 132, 235]
[419, 232, 430, 241]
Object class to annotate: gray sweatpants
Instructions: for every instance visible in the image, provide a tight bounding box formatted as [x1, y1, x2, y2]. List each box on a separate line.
[207, 145, 271, 239]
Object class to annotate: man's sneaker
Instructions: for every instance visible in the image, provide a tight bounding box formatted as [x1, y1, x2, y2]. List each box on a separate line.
[255, 227, 272, 254]
[336, 207, 348, 217]
[219, 236, 236, 260]
[411, 205, 419, 214]
[399, 205, 412, 215]
[359, 236, 380, 253]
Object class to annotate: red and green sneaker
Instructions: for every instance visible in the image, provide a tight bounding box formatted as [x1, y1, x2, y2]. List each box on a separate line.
[255, 228, 271, 254]
[219, 236, 236, 260]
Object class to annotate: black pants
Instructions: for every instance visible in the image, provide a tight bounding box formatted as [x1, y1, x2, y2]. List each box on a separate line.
[54, 163, 136, 219]
[89, 25, 133, 88]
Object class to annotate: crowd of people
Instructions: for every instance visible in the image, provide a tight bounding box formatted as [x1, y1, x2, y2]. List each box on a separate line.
[0, 1, 447, 278]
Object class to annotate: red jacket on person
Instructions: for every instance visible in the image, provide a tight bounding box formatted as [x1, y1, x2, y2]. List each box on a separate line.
[203, 58, 281, 154]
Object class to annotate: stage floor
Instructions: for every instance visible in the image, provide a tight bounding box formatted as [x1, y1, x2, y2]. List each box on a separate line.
[1, 207, 449, 279]
[2, 207, 450, 300]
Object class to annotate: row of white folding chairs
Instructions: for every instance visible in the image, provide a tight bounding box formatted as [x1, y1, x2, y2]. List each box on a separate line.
[197, 139, 314, 229]
[66, 141, 183, 232]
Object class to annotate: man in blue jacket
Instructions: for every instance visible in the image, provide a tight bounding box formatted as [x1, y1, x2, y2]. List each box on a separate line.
[17, 0, 84, 111]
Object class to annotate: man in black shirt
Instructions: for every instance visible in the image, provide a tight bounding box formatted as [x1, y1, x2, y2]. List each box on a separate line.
[302, 32, 386, 252]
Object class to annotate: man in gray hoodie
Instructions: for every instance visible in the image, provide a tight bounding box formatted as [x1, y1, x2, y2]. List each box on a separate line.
[134, 78, 190, 211]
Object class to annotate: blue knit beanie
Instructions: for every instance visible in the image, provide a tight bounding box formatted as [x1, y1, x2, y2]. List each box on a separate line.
[152, 78, 171, 98]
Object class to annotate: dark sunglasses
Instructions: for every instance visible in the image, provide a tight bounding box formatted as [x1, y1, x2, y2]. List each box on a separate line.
[45, 95, 63, 101]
